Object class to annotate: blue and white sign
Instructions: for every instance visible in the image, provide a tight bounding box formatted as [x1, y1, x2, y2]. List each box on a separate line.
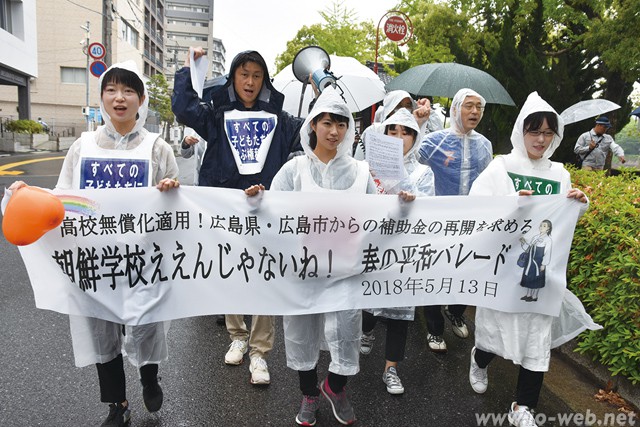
[88, 42, 106, 60]
[224, 110, 278, 175]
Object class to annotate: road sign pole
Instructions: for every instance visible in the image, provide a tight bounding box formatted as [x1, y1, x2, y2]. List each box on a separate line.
[82, 21, 91, 132]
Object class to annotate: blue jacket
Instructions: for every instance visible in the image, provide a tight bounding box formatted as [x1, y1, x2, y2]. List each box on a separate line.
[172, 67, 303, 189]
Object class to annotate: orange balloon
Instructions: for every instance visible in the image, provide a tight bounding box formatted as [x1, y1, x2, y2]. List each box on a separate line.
[2, 185, 65, 246]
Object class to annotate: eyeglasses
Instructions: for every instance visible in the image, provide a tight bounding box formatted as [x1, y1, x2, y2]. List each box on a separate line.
[526, 130, 556, 138]
[461, 103, 485, 112]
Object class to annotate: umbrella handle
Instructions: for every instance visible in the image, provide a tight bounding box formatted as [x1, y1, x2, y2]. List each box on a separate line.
[298, 82, 308, 118]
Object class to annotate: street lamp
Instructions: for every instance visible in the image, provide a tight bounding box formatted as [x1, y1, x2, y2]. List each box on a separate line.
[80, 21, 91, 131]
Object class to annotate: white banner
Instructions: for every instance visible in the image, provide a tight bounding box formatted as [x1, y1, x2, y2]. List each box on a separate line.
[12, 187, 583, 324]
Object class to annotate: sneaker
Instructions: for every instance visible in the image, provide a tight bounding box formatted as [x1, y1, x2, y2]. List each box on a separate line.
[100, 402, 131, 427]
[249, 356, 271, 385]
[295, 395, 320, 426]
[216, 314, 226, 325]
[469, 347, 488, 394]
[382, 366, 405, 395]
[320, 377, 356, 425]
[360, 332, 375, 355]
[508, 402, 538, 427]
[426, 333, 447, 353]
[141, 377, 163, 412]
[444, 306, 469, 338]
[224, 339, 248, 365]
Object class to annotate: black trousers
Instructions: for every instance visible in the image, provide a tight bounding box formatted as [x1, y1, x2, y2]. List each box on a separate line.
[423, 304, 466, 335]
[96, 354, 158, 403]
[474, 348, 544, 408]
[298, 369, 347, 397]
[361, 311, 409, 362]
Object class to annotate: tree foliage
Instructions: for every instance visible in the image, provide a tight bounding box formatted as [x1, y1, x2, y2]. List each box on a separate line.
[274, 0, 639, 162]
[397, 0, 640, 161]
[274, 1, 395, 73]
[147, 73, 174, 125]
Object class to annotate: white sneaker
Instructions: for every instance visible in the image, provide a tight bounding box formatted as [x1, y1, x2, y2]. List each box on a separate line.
[382, 366, 405, 395]
[249, 356, 270, 385]
[224, 339, 248, 365]
[469, 347, 488, 394]
[508, 402, 538, 427]
[444, 306, 469, 338]
[426, 333, 447, 353]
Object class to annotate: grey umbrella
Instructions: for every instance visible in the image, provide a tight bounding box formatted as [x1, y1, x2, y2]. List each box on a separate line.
[386, 62, 515, 106]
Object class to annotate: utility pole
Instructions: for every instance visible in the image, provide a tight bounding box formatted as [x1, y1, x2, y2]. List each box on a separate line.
[102, 0, 113, 66]
[81, 21, 91, 131]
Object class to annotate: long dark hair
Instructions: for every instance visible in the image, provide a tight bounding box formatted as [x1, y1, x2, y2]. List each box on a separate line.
[309, 112, 349, 149]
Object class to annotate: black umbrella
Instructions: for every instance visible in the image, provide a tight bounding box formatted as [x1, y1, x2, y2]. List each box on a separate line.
[386, 63, 515, 106]
[631, 106, 640, 117]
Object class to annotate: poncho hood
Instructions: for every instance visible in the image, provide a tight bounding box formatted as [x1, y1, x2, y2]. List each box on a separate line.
[375, 90, 416, 122]
[510, 91, 564, 163]
[381, 108, 421, 158]
[450, 88, 486, 136]
[300, 86, 355, 160]
[98, 60, 149, 137]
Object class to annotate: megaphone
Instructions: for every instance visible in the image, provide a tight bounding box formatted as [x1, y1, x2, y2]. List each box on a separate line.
[292, 46, 337, 92]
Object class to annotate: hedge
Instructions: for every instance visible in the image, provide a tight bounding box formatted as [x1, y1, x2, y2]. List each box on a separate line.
[5, 119, 44, 134]
[568, 166, 640, 384]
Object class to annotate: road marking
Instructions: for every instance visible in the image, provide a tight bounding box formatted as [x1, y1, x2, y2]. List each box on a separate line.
[0, 156, 65, 176]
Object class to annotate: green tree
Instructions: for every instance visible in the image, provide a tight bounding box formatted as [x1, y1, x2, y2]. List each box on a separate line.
[399, 0, 640, 161]
[615, 121, 640, 155]
[147, 73, 174, 138]
[274, 1, 395, 73]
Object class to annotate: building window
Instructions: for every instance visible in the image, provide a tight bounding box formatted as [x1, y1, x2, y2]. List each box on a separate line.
[61, 67, 87, 84]
[0, 0, 13, 33]
[120, 18, 139, 48]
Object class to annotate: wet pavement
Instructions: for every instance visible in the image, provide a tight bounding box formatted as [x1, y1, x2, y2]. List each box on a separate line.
[0, 151, 631, 426]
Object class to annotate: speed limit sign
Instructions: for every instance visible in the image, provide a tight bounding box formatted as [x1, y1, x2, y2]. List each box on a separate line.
[88, 42, 106, 60]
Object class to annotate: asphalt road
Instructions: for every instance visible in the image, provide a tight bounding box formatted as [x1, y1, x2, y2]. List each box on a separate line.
[0, 152, 588, 426]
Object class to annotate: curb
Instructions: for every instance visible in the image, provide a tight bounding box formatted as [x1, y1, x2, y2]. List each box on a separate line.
[552, 339, 639, 412]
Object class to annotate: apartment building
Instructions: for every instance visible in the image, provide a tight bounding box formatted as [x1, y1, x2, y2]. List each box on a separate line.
[0, 0, 38, 120]
[0, 0, 224, 136]
[165, 0, 225, 86]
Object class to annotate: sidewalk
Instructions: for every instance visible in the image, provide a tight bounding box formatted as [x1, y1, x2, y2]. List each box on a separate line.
[547, 340, 639, 416]
[462, 305, 639, 424]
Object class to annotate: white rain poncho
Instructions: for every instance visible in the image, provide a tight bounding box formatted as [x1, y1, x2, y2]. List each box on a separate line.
[355, 90, 437, 160]
[418, 88, 493, 196]
[57, 61, 178, 190]
[58, 61, 176, 367]
[271, 86, 375, 375]
[365, 108, 435, 320]
[469, 92, 601, 372]
[373, 108, 436, 198]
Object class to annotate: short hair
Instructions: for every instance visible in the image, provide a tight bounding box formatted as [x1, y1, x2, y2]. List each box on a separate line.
[541, 219, 553, 236]
[100, 67, 145, 98]
[230, 50, 269, 81]
[523, 111, 558, 135]
[309, 112, 350, 150]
